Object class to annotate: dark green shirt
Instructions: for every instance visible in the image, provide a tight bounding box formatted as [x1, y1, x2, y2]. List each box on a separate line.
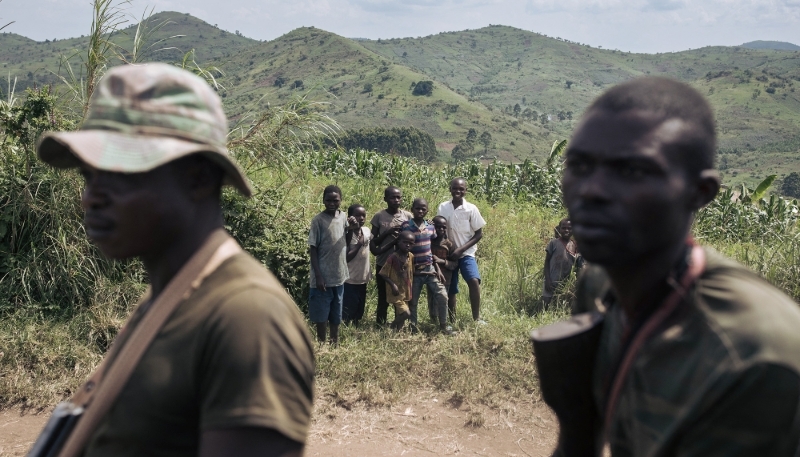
[574, 248, 800, 457]
[85, 252, 315, 457]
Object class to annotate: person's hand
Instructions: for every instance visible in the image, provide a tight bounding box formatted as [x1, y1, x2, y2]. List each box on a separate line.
[347, 216, 359, 231]
[391, 283, 400, 296]
[389, 226, 402, 237]
[433, 255, 444, 265]
[447, 249, 462, 261]
[316, 277, 327, 292]
[436, 271, 446, 284]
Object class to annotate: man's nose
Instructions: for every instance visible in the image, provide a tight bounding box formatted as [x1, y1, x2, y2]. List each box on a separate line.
[81, 181, 110, 211]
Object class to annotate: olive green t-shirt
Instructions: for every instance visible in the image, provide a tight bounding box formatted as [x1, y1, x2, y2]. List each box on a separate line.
[573, 248, 800, 456]
[84, 252, 315, 457]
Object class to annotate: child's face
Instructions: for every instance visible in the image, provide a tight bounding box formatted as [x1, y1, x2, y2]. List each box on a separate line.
[433, 220, 447, 238]
[323, 192, 341, 212]
[559, 221, 573, 239]
[351, 207, 367, 227]
[384, 189, 402, 210]
[397, 236, 415, 253]
[412, 202, 428, 219]
[449, 180, 467, 199]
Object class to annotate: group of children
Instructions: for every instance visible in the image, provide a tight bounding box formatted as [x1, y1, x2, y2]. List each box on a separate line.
[307, 179, 584, 345]
[308, 179, 487, 344]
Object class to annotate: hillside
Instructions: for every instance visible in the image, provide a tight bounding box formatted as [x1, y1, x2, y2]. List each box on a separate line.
[216, 27, 552, 161]
[1, 15, 798, 185]
[360, 26, 800, 187]
[0, 11, 257, 92]
[742, 41, 800, 51]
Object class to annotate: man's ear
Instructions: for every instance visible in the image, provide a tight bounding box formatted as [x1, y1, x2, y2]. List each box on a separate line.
[690, 169, 721, 210]
[184, 157, 223, 201]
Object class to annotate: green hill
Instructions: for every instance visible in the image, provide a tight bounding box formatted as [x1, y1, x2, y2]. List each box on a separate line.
[360, 25, 800, 187]
[0, 11, 257, 92]
[741, 41, 800, 51]
[216, 27, 551, 161]
[1, 16, 798, 186]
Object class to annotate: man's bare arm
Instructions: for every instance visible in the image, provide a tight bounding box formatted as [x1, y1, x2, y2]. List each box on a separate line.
[449, 228, 483, 260]
[199, 427, 303, 457]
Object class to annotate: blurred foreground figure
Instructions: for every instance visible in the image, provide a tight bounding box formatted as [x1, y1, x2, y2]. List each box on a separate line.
[543, 76, 800, 456]
[35, 63, 314, 457]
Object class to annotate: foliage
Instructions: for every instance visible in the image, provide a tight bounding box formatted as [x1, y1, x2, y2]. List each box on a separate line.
[332, 126, 437, 162]
[229, 92, 341, 168]
[782, 172, 800, 198]
[694, 178, 799, 244]
[285, 146, 564, 208]
[0, 87, 143, 315]
[56, 0, 130, 116]
[412, 80, 434, 96]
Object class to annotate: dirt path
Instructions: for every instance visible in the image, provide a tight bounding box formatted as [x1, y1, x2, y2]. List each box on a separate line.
[1, 399, 557, 456]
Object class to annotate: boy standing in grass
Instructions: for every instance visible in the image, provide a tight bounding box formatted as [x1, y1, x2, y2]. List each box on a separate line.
[430, 216, 459, 322]
[379, 231, 416, 331]
[370, 186, 413, 325]
[437, 178, 487, 323]
[342, 204, 373, 326]
[401, 198, 451, 333]
[542, 218, 582, 305]
[309, 185, 357, 345]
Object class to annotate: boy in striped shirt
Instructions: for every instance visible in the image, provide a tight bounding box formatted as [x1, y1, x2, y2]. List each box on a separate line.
[401, 198, 452, 334]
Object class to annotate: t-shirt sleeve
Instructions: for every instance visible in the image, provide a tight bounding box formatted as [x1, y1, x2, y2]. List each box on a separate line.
[673, 363, 800, 456]
[198, 286, 315, 443]
[471, 206, 486, 232]
[545, 239, 557, 255]
[308, 218, 319, 247]
[380, 256, 396, 277]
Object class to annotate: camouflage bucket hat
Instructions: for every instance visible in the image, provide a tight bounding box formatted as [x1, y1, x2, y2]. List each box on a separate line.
[37, 63, 251, 197]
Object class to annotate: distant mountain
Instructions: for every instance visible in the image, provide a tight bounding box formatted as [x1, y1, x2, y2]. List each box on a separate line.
[1, 15, 798, 186]
[740, 41, 800, 51]
[215, 27, 549, 161]
[0, 11, 257, 91]
[361, 26, 800, 186]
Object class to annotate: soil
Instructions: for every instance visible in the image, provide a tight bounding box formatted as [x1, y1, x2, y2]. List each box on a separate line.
[1, 398, 557, 456]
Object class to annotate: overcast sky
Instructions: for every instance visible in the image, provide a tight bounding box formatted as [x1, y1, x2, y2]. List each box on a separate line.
[3, 0, 799, 53]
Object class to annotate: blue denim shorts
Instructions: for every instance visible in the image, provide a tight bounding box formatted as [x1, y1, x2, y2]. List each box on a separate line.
[309, 285, 344, 324]
[448, 256, 481, 295]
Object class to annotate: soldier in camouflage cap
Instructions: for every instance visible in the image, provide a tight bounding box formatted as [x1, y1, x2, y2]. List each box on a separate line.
[561, 77, 800, 456]
[38, 62, 251, 196]
[36, 64, 315, 457]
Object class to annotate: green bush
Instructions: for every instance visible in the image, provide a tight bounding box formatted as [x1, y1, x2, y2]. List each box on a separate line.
[332, 126, 438, 162]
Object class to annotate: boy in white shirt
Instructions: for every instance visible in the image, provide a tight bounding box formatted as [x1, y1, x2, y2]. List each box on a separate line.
[437, 178, 486, 323]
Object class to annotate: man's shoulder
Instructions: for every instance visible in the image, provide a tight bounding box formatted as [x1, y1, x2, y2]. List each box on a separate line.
[462, 199, 481, 212]
[198, 252, 298, 314]
[695, 248, 800, 370]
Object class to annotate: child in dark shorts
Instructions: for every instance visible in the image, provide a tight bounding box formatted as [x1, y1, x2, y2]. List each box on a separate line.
[379, 231, 415, 331]
[342, 204, 373, 326]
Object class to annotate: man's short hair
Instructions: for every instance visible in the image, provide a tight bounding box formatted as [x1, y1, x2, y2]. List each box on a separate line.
[323, 185, 342, 198]
[384, 186, 401, 198]
[412, 197, 427, 207]
[586, 76, 716, 175]
[432, 215, 447, 224]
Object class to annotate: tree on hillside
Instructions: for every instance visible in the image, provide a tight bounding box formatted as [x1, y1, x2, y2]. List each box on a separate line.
[513, 103, 521, 117]
[362, 83, 373, 93]
[451, 128, 478, 162]
[479, 131, 492, 154]
[412, 80, 434, 96]
[782, 172, 800, 198]
[332, 126, 437, 162]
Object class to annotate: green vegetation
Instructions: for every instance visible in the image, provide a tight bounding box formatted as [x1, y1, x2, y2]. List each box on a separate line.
[333, 126, 438, 162]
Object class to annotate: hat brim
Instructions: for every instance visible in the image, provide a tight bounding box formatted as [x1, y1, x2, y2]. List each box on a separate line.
[37, 130, 252, 197]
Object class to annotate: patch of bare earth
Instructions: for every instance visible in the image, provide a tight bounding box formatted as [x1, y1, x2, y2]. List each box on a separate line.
[0, 398, 557, 457]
